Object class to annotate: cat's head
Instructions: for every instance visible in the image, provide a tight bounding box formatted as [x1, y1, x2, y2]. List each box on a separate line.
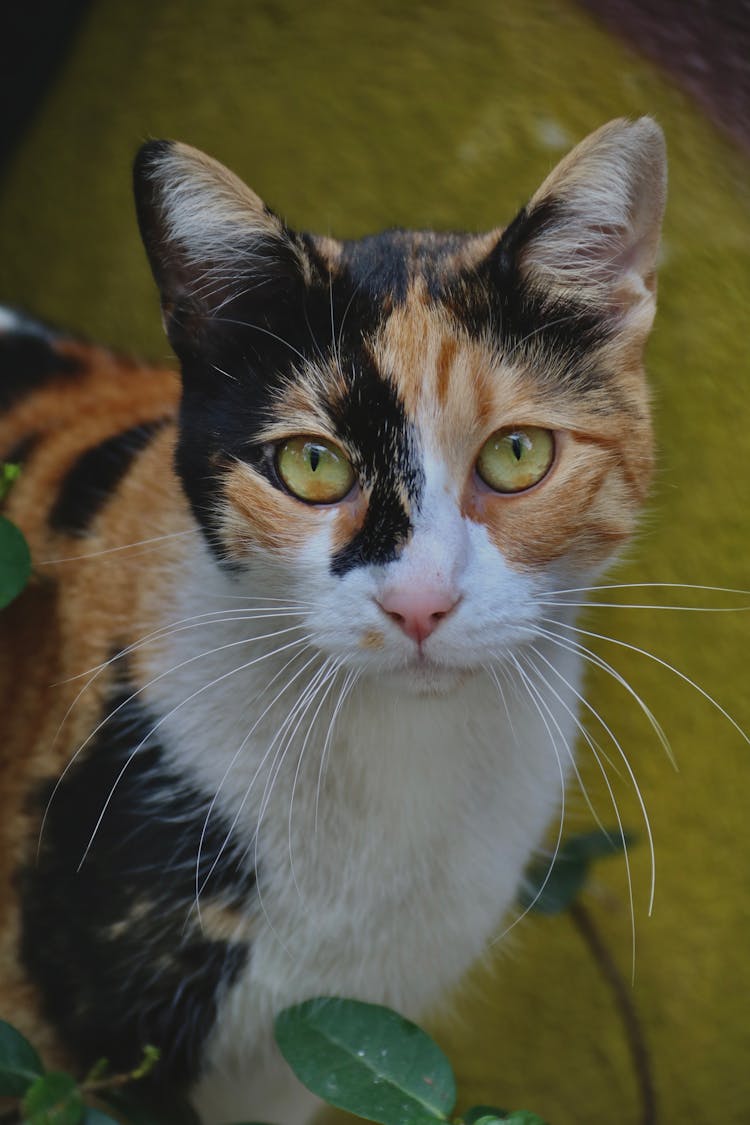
[133, 118, 666, 693]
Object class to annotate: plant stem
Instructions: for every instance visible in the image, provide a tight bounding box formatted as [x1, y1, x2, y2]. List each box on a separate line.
[569, 900, 656, 1125]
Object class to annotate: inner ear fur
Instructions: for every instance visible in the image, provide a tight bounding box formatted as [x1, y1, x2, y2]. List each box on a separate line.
[499, 117, 667, 331]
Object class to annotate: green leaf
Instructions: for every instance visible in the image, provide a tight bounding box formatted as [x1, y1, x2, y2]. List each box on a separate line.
[462, 1107, 509, 1124]
[0, 1018, 44, 1096]
[463, 1107, 510, 1125]
[501, 1114, 550, 1125]
[519, 829, 635, 915]
[275, 998, 456, 1125]
[22, 1071, 85, 1125]
[0, 514, 31, 609]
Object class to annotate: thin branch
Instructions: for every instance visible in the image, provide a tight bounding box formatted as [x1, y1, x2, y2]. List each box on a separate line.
[569, 899, 656, 1125]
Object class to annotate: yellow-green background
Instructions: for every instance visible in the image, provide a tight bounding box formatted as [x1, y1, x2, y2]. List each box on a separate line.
[1, 1, 748, 1121]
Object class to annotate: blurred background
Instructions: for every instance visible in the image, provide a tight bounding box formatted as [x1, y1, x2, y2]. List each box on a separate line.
[1, 2, 748, 1122]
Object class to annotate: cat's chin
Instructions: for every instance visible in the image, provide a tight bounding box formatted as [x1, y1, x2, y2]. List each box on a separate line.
[380, 659, 473, 697]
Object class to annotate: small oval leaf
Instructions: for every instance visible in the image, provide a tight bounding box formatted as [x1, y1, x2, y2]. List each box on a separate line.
[463, 1108, 509, 1125]
[501, 1114, 550, 1125]
[275, 999, 456, 1125]
[22, 1071, 85, 1125]
[0, 1018, 44, 1096]
[0, 515, 31, 609]
[520, 828, 635, 915]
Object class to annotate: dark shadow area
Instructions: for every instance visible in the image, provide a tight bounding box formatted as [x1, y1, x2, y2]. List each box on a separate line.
[0, 0, 93, 175]
[579, 0, 750, 151]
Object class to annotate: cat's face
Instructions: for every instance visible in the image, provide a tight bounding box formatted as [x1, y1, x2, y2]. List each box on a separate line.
[134, 119, 665, 692]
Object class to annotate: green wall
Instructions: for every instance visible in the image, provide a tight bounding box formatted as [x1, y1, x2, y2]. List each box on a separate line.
[1, 1, 749, 1121]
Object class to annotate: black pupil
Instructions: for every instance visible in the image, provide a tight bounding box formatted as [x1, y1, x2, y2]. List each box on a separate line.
[511, 434, 523, 461]
[309, 445, 321, 472]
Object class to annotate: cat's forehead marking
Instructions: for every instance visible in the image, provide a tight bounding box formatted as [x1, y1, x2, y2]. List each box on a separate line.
[335, 228, 500, 307]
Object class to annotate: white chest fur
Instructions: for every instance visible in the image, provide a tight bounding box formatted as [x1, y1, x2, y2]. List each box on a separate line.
[141, 559, 583, 1124]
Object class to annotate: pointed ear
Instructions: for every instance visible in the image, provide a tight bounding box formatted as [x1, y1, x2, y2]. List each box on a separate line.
[498, 117, 667, 335]
[133, 141, 310, 356]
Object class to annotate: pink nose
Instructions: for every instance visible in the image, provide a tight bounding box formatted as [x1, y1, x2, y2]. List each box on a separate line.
[377, 587, 459, 644]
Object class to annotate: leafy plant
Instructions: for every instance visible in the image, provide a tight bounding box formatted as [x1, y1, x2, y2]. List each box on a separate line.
[519, 828, 633, 916]
[0, 463, 31, 610]
[0, 1024, 160, 1124]
[275, 998, 546, 1125]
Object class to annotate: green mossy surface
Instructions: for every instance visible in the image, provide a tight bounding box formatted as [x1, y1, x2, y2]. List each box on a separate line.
[1, 2, 748, 1122]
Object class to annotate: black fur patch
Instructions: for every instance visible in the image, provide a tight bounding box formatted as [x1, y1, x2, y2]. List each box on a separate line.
[441, 201, 610, 391]
[0, 316, 82, 411]
[327, 348, 422, 576]
[170, 242, 422, 574]
[49, 419, 169, 536]
[339, 229, 468, 306]
[21, 680, 255, 1086]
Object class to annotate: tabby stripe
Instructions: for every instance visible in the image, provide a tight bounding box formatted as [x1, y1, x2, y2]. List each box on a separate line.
[2, 432, 38, 468]
[49, 418, 169, 536]
[0, 329, 82, 411]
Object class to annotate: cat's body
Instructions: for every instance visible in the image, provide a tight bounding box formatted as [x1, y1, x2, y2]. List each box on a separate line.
[0, 119, 665, 1123]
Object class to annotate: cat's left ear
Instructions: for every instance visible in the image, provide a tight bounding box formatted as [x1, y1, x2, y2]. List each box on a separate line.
[497, 117, 667, 337]
[133, 140, 310, 358]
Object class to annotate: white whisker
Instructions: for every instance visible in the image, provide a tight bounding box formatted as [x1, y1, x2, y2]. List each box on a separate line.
[314, 668, 359, 834]
[72, 632, 311, 871]
[542, 617, 750, 750]
[535, 623, 675, 771]
[533, 625, 657, 916]
[40, 529, 196, 565]
[192, 645, 320, 926]
[490, 654, 566, 945]
[287, 659, 342, 898]
[524, 645, 637, 979]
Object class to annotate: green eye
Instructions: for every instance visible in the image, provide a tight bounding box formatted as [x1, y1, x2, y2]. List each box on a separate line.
[276, 436, 355, 504]
[476, 426, 555, 493]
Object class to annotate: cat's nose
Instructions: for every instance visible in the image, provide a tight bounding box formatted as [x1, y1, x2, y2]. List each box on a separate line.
[377, 587, 460, 644]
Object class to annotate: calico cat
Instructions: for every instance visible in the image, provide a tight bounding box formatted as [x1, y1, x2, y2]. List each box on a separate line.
[0, 117, 665, 1124]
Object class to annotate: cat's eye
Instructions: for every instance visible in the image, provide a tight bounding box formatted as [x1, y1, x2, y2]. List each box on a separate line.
[275, 436, 356, 504]
[476, 426, 555, 494]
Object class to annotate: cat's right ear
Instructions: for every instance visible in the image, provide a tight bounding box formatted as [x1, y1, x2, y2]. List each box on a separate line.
[133, 141, 309, 359]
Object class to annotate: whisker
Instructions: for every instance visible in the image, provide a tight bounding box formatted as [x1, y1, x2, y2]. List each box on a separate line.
[192, 645, 320, 925]
[532, 625, 657, 915]
[490, 655, 566, 945]
[483, 662, 519, 747]
[540, 581, 750, 599]
[537, 600, 750, 613]
[287, 659, 342, 898]
[541, 616, 750, 750]
[56, 608, 311, 685]
[314, 668, 359, 834]
[210, 315, 309, 365]
[39, 629, 309, 866]
[194, 648, 324, 907]
[40, 529, 197, 565]
[534, 623, 675, 770]
[524, 645, 637, 979]
[516, 649, 610, 834]
[247, 657, 336, 954]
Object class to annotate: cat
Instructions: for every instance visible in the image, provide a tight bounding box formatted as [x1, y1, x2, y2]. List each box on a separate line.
[0, 116, 665, 1125]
